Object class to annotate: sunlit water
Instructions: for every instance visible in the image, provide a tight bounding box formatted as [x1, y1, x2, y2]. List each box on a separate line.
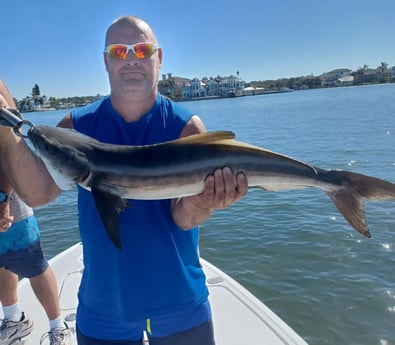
[25, 84, 395, 345]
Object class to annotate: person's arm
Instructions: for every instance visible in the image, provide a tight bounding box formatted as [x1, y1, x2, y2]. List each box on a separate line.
[0, 170, 14, 232]
[171, 115, 248, 229]
[0, 80, 61, 207]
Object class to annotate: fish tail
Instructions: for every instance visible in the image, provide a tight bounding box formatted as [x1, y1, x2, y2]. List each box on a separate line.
[326, 170, 395, 237]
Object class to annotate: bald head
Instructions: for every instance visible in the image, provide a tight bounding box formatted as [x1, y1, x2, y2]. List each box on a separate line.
[105, 16, 158, 46]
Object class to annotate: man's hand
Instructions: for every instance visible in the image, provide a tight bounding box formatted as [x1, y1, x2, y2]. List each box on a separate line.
[186, 167, 248, 210]
[171, 167, 248, 229]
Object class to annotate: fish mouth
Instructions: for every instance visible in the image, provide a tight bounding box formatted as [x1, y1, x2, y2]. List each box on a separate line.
[28, 126, 43, 148]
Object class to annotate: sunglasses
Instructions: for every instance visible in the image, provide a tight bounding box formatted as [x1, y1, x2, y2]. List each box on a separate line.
[104, 43, 160, 60]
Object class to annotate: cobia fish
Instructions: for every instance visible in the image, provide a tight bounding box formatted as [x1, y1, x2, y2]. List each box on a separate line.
[27, 125, 395, 249]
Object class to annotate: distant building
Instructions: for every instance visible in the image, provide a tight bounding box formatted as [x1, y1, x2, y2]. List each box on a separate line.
[321, 69, 352, 87]
[181, 74, 245, 100]
[243, 86, 265, 95]
[337, 75, 354, 86]
[205, 78, 219, 96]
[218, 75, 245, 96]
[18, 95, 55, 112]
[190, 78, 207, 98]
[354, 67, 392, 84]
[158, 73, 191, 100]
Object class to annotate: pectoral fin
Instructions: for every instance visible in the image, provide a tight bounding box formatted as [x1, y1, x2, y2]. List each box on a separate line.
[91, 186, 130, 250]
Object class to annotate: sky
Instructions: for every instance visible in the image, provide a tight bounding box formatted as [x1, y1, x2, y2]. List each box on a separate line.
[1, 0, 394, 100]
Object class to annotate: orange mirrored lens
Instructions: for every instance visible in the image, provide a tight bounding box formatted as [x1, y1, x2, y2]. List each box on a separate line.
[134, 44, 155, 59]
[108, 45, 128, 60]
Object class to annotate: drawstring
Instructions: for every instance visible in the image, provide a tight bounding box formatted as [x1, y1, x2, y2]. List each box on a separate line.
[141, 318, 151, 345]
[146, 318, 152, 335]
[142, 330, 150, 345]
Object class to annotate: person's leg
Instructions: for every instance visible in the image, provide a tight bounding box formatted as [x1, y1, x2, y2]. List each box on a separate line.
[29, 256, 74, 340]
[0, 268, 18, 308]
[29, 266, 60, 321]
[0, 268, 33, 344]
[0, 268, 24, 322]
[14, 217, 65, 330]
[28, 250, 72, 345]
[15, 216, 71, 344]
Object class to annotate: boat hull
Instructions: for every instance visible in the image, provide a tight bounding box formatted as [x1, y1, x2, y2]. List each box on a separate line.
[9, 243, 308, 345]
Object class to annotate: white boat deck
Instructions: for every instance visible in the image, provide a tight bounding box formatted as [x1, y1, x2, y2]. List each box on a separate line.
[6, 243, 308, 344]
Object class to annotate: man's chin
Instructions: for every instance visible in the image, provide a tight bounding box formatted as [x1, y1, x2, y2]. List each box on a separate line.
[121, 77, 145, 88]
[120, 82, 147, 94]
[122, 70, 144, 78]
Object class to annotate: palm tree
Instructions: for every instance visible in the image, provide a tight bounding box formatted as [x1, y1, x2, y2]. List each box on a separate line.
[353, 65, 369, 84]
[379, 62, 388, 71]
[158, 77, 176, 99]
[378, 62, 389, 83]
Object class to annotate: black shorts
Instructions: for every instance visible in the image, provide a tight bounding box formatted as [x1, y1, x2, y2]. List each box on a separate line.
[76, 319, 216, 345]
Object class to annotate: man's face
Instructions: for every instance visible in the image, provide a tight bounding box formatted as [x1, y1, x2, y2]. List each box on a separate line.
[104, 21, 162, 98]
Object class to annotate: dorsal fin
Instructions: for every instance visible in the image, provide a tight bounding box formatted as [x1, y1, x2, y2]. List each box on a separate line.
[171, 131, 236, 145]
[169, 130, 318, 174]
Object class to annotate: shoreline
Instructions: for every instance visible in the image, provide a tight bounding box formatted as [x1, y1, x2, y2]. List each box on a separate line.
[179, 88, 292, 102]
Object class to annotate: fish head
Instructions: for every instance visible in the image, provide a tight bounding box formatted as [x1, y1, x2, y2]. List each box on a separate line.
[28, 125, 92, 190]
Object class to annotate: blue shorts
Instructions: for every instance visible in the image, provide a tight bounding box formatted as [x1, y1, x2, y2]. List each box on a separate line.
[76, 319, 215, 345]
[0, 216, 49, 278]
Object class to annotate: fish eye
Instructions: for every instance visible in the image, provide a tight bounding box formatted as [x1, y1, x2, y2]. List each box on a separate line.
[44, 143, 57, 153]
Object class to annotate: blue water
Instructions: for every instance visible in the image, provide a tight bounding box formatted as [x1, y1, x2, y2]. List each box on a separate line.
[24, 84, 395, 345]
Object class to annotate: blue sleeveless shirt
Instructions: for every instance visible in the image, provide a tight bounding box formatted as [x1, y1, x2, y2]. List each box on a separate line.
[71, 95, 210, 340]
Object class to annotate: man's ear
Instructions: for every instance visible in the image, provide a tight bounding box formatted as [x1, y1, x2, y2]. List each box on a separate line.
[104, 53, 110, 72]
[158, 48, 163, 68]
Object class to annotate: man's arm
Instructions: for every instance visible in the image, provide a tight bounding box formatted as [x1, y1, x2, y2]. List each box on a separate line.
[0, 80, 61, 207]
[0, 165, 14, 232]
[171, 115, 248, 229]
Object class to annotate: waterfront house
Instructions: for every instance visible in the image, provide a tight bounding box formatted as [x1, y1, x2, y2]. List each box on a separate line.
[321, 68, 352, 87]
[191, 78, 207, 98]
[158, 73, 191, 100]
[179, 74, 245, 100]
[205, 78, 220, 96]
[354, 67, 392, 84]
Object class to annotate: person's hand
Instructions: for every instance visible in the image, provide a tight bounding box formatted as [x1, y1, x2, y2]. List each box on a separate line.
[186, 167, 248, 210]
[0, 202, 14, 232]
[171, 166, 248, 229]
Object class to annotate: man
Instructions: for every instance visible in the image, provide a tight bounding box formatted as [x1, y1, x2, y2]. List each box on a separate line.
[0, 16, 248, 344]
[0, 90, 71, 345]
